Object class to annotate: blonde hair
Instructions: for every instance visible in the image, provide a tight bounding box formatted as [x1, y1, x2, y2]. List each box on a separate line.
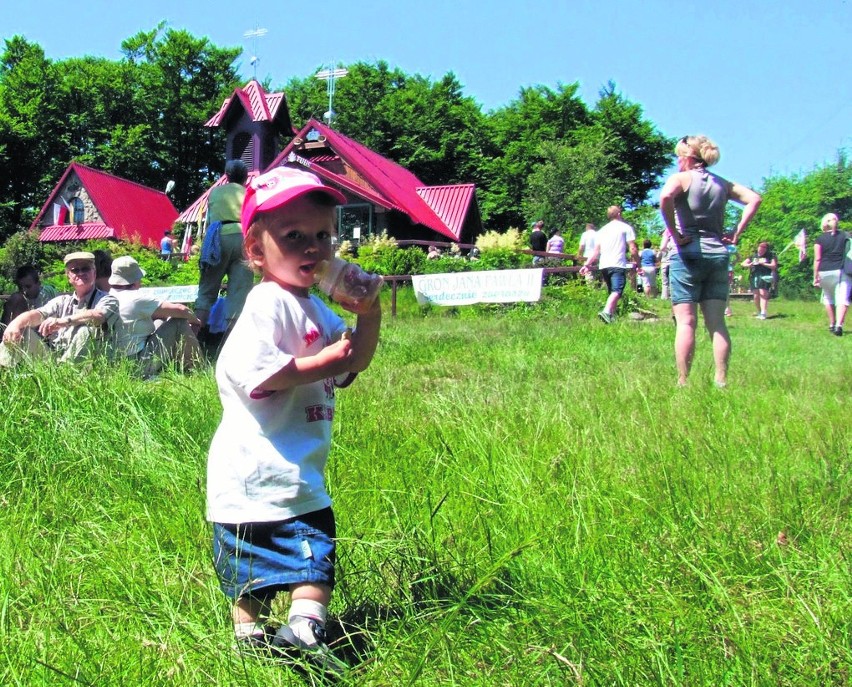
[820, 213, 839, 230]
[606, 205, 622, 220]
[675, 135, 720, 167]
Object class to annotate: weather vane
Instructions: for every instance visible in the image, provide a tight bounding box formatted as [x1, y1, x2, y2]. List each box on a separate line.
[243, 27, 268, 79]
[315, 63, 349, 125]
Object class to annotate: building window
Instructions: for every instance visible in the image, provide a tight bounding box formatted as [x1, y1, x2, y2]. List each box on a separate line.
[72, 197, 85, 224]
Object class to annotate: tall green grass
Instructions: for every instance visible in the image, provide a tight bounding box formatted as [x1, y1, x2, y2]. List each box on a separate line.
[0, 287, 849, 686]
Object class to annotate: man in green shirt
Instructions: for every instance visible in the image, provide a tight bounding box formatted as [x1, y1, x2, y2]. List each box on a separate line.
[195, 159, 254, 336]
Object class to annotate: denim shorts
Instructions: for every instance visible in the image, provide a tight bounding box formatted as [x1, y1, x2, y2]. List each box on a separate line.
[669, 253, 729, 304]
[600, 267, 627, 295]
[212, 507, 336, 600]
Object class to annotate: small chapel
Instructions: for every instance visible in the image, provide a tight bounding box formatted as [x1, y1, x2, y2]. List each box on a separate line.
[177, 79, 482, 249]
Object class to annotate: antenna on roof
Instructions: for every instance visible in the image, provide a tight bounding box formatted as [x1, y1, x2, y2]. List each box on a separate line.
[165, 180, 175, 195]
[315, 63, 348, 125]
[243, 27, 268, 80]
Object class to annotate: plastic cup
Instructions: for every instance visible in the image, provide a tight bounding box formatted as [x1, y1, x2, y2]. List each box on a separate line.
[314, 257, 383, 314]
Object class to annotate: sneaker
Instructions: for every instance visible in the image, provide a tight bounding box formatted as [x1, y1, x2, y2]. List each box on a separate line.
[830, 324, 836, 333]
[724, 308, 733, 317]
[835, 326, 843, 337]
[272, 619, 347, 677]
[756, 313, 766, 320]
[235, 626, 279, 656]
[598, 310, 612, 324]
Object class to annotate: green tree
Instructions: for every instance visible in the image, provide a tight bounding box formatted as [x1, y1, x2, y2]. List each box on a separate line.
[591, 82, 673, 207]
[745, 151, 852, 295]
[284, 62, 489, 187]
[481, 83, 591, 230]
[522, 129, 629, 239]
[54, 56, 153, 182]
[120, 24, 241, 208]
[0, 37, 64, 237]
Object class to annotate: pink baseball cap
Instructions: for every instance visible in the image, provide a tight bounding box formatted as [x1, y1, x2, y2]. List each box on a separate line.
[241, 166, 347, 235]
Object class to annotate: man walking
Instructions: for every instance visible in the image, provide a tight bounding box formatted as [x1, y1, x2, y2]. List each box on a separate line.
[577, 223, 598, 283]
[529, 220, 547, 264]
[580, 206, 639, 323]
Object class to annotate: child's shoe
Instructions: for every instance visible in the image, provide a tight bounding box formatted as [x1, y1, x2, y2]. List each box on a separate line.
[272, 619, 347, 678]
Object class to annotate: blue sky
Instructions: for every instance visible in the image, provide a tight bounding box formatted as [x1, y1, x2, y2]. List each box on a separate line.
[2, 0, 850, 191]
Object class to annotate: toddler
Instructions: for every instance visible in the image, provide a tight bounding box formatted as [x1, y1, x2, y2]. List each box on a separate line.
[206, 167, 381, 673]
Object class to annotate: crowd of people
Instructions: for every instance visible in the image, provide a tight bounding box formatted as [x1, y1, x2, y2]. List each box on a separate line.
[0, 251, 202, 375]
[532, 133, 849, 385]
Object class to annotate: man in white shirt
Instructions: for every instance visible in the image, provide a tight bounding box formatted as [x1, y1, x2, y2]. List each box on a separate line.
[580, 206, 639, 323]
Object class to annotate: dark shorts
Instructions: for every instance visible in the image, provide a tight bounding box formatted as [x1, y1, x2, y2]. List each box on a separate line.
[669, 254, 729, 304]
[212, 507, 336, 600]
[600, 267, 627, 295]
[750, 273, 774, 291]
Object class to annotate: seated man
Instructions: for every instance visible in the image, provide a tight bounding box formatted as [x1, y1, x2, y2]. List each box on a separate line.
[1, 265, 58, 327]
[0, 252, 118, 366]
[108, 255, 202, 376]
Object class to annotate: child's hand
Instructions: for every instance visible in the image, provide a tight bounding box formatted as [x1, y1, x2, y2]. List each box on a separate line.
[316, 337, 353, 372]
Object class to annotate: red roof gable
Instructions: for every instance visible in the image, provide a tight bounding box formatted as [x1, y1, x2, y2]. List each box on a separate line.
[416, 185, 476, 240]
[271, 120, 477, 241]
[205, 80, 292, 132]
[31, 162, 179, 247]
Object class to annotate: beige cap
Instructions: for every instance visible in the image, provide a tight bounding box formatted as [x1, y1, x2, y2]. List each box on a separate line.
[64, 251, 95, 264]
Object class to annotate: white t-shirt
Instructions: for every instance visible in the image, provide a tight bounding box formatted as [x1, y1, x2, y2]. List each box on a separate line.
[111, 290, 162, 356]
[596, 219, 636, 269]
[206, 281, 348, 524]
[578, 229, 597, 258]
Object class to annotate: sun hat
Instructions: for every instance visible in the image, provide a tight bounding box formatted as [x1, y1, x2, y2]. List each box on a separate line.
[108, 255, 146, 286]
[241, 166, 346, 235]
[63, 251, 96, 265]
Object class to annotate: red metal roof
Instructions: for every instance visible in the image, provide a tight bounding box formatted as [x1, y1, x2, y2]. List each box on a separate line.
[205, 80, 291, 129]
[32, 162, 179, 247]
[38, 223, 114, 241]
[416, 185, 476, 240]
[271, 120, 476, 241]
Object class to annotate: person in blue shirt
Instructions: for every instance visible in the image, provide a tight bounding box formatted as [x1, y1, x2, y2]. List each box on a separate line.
[639, 239, 658, 297]
[160, 230, 176, 260]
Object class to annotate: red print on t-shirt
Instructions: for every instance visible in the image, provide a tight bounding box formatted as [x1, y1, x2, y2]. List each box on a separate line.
[304, 327, 320, 347]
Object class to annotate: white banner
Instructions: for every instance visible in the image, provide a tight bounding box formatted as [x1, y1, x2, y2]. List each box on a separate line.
[139, 284, 199, 304]
[412, 269, 543, 306]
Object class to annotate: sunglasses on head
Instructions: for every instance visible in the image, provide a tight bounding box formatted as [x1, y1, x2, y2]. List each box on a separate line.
[68, 265, 93, 274]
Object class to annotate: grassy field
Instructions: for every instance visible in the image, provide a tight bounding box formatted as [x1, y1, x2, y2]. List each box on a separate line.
[0, 285, 849, 686]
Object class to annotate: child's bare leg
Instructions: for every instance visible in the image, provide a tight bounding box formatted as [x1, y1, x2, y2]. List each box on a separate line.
[232, 594, 273, 638]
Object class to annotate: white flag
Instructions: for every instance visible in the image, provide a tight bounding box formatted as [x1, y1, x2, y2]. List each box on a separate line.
[793, 229, 807, 262]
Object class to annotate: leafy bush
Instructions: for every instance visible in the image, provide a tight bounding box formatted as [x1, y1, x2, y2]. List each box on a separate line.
[475, 247, 524, 271]
[0, 230, 46, 282]
[18, 239, 201, 293]
[354, 233, 429, 276]
[420, 255, 472, 274]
